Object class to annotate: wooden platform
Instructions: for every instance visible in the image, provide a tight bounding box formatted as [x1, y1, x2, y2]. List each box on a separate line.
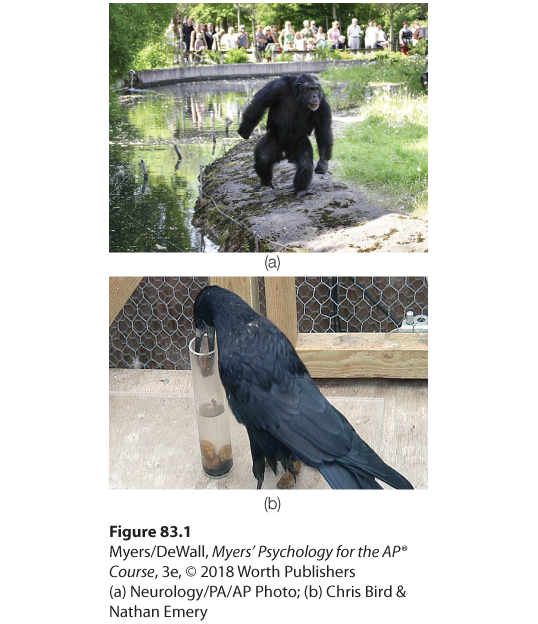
[109, 369, 427, 490]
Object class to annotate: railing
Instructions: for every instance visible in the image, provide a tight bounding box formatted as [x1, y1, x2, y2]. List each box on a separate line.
[172, 46, 391, 66]
[168, 36, 422, 65]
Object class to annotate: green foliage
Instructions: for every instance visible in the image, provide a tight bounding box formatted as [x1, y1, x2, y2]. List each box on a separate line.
[205, 49, 223, 64]
[408, 39, 428, 56]
[223, 48, 249, 64]
[271, 48, 354, 62]
[135, 41, 175, 70]
[274, 52, 294, 63]
[187, 3, 427, 33]
[109, 87, 123, 120]
[109, 3, 176, 82]
[374, 51, 409, 64]
[337, 50, 360, 60]
[328, 49, 348, 60]
[311, 47, 332, 60]
[188, 3, 238, 27]
[324, 51, 427, 95]
[347, 82, 369, 104]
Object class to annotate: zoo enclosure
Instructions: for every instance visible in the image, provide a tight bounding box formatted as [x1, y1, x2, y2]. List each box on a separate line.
[109, 277, 428, 378]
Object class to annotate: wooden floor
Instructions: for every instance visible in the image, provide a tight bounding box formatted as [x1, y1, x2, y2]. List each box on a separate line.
[109, 369, 428, 490]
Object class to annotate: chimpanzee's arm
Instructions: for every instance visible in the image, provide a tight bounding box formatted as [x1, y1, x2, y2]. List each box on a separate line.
[314, 96, 334, 166]
[238, 78, 288, 139]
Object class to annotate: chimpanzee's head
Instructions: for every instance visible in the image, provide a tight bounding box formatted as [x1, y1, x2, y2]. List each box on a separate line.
[295, 75, 323, 112]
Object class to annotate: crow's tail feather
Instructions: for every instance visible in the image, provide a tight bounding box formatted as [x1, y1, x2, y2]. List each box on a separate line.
[320, 464, 383, 489]
[320, 435, 414, 490]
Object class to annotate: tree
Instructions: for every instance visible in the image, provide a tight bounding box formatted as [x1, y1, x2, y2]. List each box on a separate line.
[174, 4, 195, 35]
[378, 3, 428, 46]
[188, 3, 237, 29]
[377, 3, 404, 46]
[109, 3, 176, 82]
[186, 3, 422, 37]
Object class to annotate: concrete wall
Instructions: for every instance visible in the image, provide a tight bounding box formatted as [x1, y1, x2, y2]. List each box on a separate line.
[133, 59, 365, 88]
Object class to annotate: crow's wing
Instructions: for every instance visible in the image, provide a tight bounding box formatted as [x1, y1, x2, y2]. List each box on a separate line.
[229, 374, 409, 487]
[218, 319, 411, 488]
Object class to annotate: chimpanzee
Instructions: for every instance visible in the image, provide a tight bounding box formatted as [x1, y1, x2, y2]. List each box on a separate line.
[238, 74, 333, 198]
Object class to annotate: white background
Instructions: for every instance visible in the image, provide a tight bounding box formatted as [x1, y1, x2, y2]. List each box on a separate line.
[3, 0, 536, 622]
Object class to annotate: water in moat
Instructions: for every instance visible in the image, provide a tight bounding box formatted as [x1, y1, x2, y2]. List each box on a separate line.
[109, 78, 271, 252]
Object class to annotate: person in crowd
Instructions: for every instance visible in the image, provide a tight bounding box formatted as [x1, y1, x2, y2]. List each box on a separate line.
[310, 20, 318, 35]
[255, 25, 267, 61]
[294, 32, 305, 61]
[301, 20, 313, 40]
[237, 25, 249, 49]
[399, 21, 413, 53]
[183, 18, 195, 60]
[376, 24, 389, 48]
[314, 26, 326, 48]
[203, 23, 214, 51]
[265, 26, 276, 44]
[264, 26, 278, 60]
[333, 34, 346, 50]
[365, 19, 378, 49]
[327, 20, 341, 46]
[223, 26, 237, 50]
[213, 28, 226, 50]
[412, 21, 421, 44]
[165, 20, 175, 46]
[305, 37, 316, 61]
[165, 20, 179, 63]
[280, 21, 295, 51]
[270, 25, 279, 44]
[347, 18, 362, 51]
[190, 23, 208, 54]
[193, 32, 207, 63]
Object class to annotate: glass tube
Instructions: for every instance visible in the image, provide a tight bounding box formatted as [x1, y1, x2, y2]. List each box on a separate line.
[189, 337, 233, 477]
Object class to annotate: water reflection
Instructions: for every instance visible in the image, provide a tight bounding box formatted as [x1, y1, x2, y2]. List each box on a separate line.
[109, 79, 271, 253]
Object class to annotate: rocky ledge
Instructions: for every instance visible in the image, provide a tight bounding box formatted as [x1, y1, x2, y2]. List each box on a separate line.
[193, 139, 428, 253]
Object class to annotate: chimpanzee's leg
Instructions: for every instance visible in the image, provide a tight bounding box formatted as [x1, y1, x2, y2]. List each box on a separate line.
[288, 136, 314, 198]
[253, 130, 282, 191]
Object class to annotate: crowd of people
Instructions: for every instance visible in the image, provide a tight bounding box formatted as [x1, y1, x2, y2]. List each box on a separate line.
[170, 17, 425, 63]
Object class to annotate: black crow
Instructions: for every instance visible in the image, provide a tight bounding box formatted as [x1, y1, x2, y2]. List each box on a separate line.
[193, 285, 413, 490]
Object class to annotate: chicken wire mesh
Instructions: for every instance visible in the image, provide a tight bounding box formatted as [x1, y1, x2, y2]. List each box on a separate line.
[109, 277, 428, 370]
[295, 277, 427, 333]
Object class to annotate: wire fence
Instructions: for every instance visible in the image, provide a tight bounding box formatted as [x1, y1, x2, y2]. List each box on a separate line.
[109, 277, 428, 370]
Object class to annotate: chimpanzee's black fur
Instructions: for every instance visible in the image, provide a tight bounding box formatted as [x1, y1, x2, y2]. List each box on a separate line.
[238, 74, 333, 198]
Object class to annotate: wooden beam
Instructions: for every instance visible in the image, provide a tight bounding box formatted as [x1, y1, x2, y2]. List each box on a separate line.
[295, 332, 428, 379]
[264, 277, 298, 346]
[109, 277, 143, 326]
[210, 277, 259, 312]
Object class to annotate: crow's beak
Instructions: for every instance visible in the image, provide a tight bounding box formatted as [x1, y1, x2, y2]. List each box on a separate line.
[194, 325, 216, 354]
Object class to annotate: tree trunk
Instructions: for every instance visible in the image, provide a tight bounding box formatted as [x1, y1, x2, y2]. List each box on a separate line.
[250, 4, 256, 38]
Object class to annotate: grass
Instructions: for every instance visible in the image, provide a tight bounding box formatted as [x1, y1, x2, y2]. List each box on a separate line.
[325, 52, 427, 96]
[333, 90, 428, 215]
[322, 54, 428, 215]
